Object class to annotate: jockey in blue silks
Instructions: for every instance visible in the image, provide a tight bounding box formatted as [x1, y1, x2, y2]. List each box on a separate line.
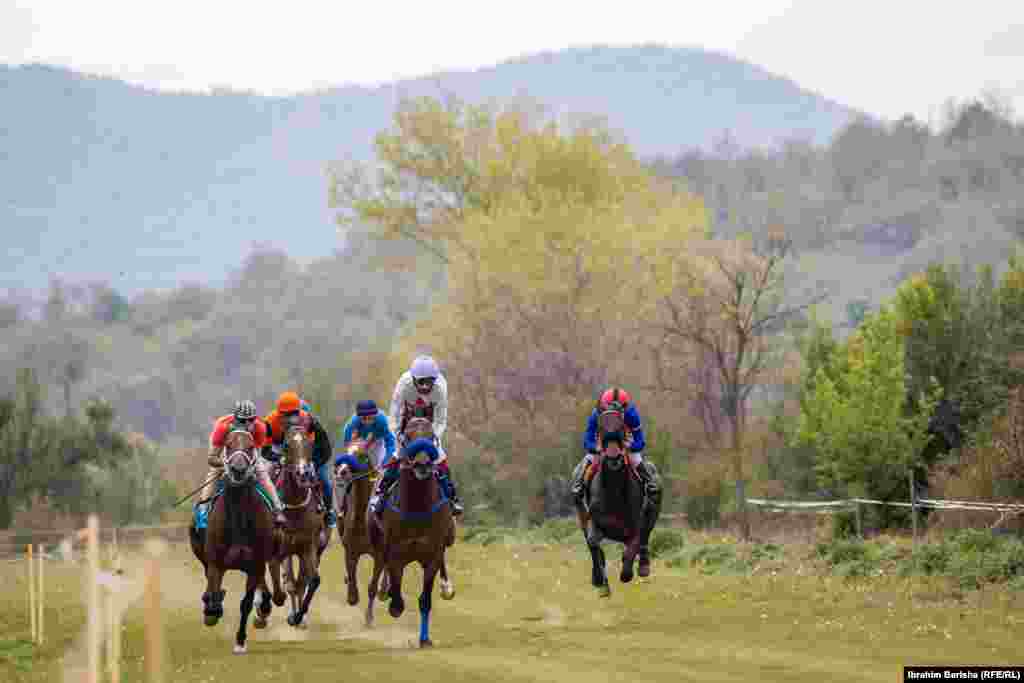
[334, 399, 396, 518]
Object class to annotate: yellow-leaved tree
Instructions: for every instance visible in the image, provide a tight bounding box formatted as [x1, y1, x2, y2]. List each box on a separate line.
[330, 95, 708, 520]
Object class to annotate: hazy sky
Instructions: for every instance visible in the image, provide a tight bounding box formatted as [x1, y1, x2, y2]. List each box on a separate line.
[3, 0, 1024, 123]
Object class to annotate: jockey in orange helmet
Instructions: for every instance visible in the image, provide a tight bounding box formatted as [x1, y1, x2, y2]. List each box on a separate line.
[262, 391, 336, 527]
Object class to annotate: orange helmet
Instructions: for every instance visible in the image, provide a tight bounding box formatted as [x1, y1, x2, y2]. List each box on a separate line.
[276, 391, 301, 413]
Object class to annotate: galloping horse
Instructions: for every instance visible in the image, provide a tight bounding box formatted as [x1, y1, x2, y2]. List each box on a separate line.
[269, 424, 327, 628]
[576, 439, 661, 598]
[190, 429, 282, 653]
[335, 435, 387, 607]
[366, 418, 455, 644]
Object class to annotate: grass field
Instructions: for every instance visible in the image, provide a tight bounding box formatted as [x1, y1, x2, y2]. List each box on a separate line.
[1, 526, 1022, 683]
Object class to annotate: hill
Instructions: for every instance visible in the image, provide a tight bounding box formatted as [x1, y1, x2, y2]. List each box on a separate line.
[1, 44, 861, 295]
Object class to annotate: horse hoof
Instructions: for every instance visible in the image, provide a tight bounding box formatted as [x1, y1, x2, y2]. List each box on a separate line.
[597, 584, 611, 598]
[348, 589, 360, 606]
[420, 639, 434, 648]
[389, 603, 405, 619]
[272, 592, 286, 607]
[440, 582, 455, 601]
[638, 562, 651, 578]
[620, 568, 634, 583]
[233, 644, 247, 655]
[204, 614, 220, 627]
[287, 613, 301, 627]
[253, 618, 267, 629]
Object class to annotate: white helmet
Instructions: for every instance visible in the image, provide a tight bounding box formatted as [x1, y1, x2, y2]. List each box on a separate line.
[410, 356, 440, 394]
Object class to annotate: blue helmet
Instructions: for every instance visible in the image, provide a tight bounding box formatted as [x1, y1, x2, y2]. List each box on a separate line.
[356, 399, 378, 417]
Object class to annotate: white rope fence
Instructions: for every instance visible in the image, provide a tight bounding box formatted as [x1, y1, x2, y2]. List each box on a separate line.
[748, 493, 1024, 540]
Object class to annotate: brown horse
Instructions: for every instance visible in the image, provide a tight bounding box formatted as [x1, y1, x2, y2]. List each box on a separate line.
[366, 419, 455, 645]
[335, 435, 383, 607]
[269, 425, 327, 628]
[190, 429, 283, 653]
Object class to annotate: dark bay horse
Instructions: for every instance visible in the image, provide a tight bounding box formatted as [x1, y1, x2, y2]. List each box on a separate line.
[270, 425, 327, 628]
[576, 440, 661, 598]
[190, 429, 282, 653]
[366, 422, 455, 645]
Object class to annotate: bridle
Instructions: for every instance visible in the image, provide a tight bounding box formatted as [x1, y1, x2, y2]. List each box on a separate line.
[280, 426, 315, 509]
[222, 429, 257, 487]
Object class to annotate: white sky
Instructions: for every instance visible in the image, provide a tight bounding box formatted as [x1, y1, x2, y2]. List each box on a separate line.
[3, 0, 1024, 124]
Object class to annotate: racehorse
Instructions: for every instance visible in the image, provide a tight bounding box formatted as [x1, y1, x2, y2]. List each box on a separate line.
[190, 429, 283, 653]
[269, 424, 328, 628]
[366, 417, 455, 644]
[576, 438, 661, 598]
[335, 435, 387, 607]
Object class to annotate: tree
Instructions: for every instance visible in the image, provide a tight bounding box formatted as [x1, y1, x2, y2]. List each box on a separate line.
[0, 368, 47, 528]
[795, 305, 940, 528]
[650, 230, 826, 539]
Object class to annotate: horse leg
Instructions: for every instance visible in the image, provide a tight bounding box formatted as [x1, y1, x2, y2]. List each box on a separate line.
[253, 575, 272, 629]
[286, 554, 304, 627]
[586, 523, 610, 598]
[345, 546, 360, 606]
[387, 561, 406, 619]
[621, 536, 639, 584]
[366, 554, 385, 628]
[638, 498, 661, 578]
[234, 569, 259, 654]
[268, 553, 286, 607]
[295, 543, 322, 627]
[203, 564, 227, 626]
[439, 553, 455, 601]
[418, 559, 440, 648]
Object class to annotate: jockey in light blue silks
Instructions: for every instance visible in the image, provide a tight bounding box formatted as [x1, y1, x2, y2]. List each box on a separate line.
[334, 399, 396, 518]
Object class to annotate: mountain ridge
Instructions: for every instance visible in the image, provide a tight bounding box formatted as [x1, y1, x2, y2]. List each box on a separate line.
[1, 44, 865, 295]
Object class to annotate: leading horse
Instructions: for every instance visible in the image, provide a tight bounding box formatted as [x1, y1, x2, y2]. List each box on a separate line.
[269, 425, 328, 628]
[366, 418, 455, 644]
[190, 429, 283, 653]
[576, 440, 661, 598]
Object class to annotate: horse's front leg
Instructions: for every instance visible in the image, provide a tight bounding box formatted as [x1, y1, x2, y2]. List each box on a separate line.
[586, 522, 610, 598]
[295, 541, 322, 626]
[345, 544, 360, 606]
[234, 568, 260, 654]
[253, 573, 273, 629]
[203, 564, 227, 626]
[439, 553, 455, 601]
[268, 551, 286, 607]
[639, 494, 662, 578]
[418, 558, 440, 648]
[365, 551, 385, 628]
[387, 560, 407, 619]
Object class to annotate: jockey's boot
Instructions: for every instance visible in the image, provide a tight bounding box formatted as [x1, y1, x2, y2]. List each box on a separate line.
[637, 461, 662, 504]
[193, 501, 211, 531]
[255, 467, 288, 527]
[437, 471, 463, 517]
[317, 463, 336, 528]
[370, 469, 399, 516]
[570, 455, 592, 506]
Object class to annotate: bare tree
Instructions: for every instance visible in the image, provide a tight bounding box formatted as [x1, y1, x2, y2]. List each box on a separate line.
[653, 229, 827, 539]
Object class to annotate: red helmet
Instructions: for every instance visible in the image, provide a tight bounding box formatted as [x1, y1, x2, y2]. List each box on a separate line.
[598, 387, 631, 412]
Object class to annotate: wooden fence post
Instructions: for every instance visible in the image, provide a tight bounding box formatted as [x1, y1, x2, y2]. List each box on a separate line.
[909, 471, 918, 546]
[27, 544, 36, 643]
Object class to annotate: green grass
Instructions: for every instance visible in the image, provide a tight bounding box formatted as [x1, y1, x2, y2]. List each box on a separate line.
[1, 527, 1022, 682]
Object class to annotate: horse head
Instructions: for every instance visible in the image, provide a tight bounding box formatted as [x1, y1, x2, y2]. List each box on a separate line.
[282, 425, 315, 489]
[403, 439, 438, 481]
[223, 430, 256, 487]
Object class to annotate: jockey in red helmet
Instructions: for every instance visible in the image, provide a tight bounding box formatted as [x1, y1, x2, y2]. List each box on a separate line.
[570, 387, 661, 506]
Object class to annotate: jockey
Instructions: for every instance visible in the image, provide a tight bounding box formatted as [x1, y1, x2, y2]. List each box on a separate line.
[194, 400, 287, 528]
[570, 387, 661, 506]
[370, 355, 463, 516]
[334, 399, 396, 518]
[262, 391, 337, 527]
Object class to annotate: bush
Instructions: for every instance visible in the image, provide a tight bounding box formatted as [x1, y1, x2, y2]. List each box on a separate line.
[816, 538, 870, 565]
[831, 509, 859, 540]
[647, 528, 686, 559]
